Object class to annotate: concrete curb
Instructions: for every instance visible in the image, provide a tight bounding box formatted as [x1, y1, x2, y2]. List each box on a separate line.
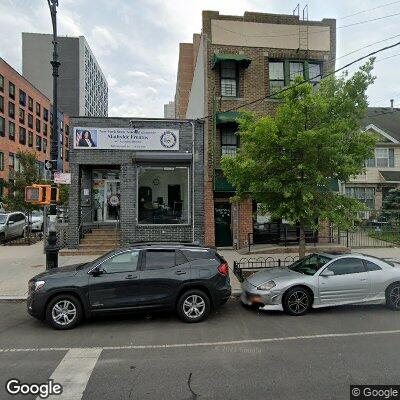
[0, 296, 27, 303]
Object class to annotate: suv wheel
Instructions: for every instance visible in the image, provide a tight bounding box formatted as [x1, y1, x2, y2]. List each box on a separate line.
[177, 290, 210, 323]
[46, 294, 83, 330]
[386, 283, 400, 310]
[283, 287, 312, 316]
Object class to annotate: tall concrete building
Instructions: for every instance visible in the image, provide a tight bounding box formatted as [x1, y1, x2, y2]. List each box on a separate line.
[163, 101, 175, 118]
[22, 33, 108, 117]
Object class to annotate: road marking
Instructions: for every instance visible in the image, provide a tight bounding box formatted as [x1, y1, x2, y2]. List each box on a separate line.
[1, 329, 400, 354]
[37, 348, 102, 400]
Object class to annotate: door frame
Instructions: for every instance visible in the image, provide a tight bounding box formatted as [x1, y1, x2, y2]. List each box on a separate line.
[104, 179, 120, 222]
[214, 202, 233, 247]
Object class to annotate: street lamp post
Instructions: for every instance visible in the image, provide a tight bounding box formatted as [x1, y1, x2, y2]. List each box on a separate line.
[46, 0, 60, 269]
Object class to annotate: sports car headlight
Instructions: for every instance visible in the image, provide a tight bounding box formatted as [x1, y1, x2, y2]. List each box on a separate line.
[257, 280, 276, 291]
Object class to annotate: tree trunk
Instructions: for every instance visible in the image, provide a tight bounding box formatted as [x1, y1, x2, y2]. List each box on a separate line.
[299, 222, 306, 259]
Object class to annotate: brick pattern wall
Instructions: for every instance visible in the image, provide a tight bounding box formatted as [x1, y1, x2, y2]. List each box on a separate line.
[67, 117, 204, 248]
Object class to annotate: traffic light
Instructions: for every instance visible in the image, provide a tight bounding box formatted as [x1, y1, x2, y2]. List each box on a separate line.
[25, 184, 59, 205]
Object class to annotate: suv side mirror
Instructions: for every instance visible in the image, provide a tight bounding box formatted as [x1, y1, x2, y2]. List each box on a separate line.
[91, 267, 106, 277]
[321, 269, 334, 277]
[7, 220, 15, 225]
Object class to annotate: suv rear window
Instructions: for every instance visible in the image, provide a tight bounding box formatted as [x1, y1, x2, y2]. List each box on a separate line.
[145, 250, 176, 270]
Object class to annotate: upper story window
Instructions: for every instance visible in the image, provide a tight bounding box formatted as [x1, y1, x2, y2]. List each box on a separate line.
[9, 121, 15, 140]
[365, 148, 394, 168]
[19, 90, 26, 106]
[19, 126, 26, 145]
[43, 108, 49, 121]
[220, 60, 238, 97]
[28, 96, 33, 111]
[269, 61, 285, 95]
[0, 152, 3, 171]
[19, 108, 25, 124]
[0, 75, 4, 92]
[28, 113, 33, 128]
[8, 101, 15, 119]
[9, 82, 15, 99]
[345, 187, 375, 209]
[0, 117, 4, 137]
[221, 125, 239, 157]
[0, 95, 3, 113]
[36, 103, 41, 117]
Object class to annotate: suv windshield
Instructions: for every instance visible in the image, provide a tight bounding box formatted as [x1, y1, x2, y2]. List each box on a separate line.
[289, 254, 332, 275]
[0, 214, 7, 224]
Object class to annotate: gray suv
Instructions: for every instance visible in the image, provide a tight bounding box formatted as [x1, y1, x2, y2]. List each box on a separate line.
[0, 212, 27, 242]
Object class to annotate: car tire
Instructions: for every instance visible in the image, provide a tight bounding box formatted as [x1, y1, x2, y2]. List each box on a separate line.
[46, 294, 83, 330]
[177, 289, 210, 323]
[386, 283, 400, 311]
[283, 287, 312, 316]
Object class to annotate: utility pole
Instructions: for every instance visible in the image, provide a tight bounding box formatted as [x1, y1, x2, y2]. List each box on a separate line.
[46, 0, 60, 269]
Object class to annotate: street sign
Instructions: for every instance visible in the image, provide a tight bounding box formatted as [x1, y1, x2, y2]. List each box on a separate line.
[54, 172, 71, 185]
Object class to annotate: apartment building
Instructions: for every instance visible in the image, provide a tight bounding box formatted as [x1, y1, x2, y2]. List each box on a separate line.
[22, 33, 108, 117]
[341, 107, 400, 214]
[182, 10, 336, 248]
[0, 57, 69, 200]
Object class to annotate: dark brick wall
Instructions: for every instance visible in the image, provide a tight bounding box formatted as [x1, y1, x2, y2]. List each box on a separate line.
[67, 117, 204, 248]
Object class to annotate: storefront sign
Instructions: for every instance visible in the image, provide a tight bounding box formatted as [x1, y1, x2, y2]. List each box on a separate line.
[54, 172, 71, 185]
[73, 127, 179, 151]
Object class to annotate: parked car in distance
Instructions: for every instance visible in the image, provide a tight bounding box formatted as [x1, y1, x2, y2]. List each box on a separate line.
[28, 243, 231, 330]
[241, 253, 400, 315]
[0, 212, 27, 242]
[27, 210, 44, 231]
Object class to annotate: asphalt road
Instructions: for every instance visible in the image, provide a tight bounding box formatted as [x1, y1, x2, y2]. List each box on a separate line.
[1, 298, 400, 400]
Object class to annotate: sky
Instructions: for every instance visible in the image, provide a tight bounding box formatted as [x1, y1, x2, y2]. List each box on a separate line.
[0, 0, 399, 117]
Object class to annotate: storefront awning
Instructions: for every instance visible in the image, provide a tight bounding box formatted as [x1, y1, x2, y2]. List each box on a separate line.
[379, 170, 400, 183]
[133, 152, 192, 162]
[212, 54, 252, 69]
[216, 111, 242, 125]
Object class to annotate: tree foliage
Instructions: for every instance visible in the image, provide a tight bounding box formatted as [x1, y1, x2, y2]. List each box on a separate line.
[382, 189, 400, 211]
[221, 60, 377, 257]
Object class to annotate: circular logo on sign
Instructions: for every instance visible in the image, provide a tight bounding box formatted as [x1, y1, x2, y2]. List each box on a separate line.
[108, 195, 120, 206]
[160, 131, 177, 149]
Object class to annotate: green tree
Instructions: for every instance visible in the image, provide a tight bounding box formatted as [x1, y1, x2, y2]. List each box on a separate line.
[3, 151, 45, 213]
[221, 60, 378, 258]
[382, 189, 400, 210]
[58, 184, 69, 207]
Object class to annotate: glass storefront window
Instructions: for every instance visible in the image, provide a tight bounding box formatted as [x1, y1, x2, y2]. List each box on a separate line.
[138, 166, 189, 224]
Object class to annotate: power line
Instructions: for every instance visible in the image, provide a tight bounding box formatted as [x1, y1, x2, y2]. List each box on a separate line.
[339, 0, 400, 20]
[339, 11, 400, 28]
[200, 40, 400, 121]
[375, 52, 400, 63]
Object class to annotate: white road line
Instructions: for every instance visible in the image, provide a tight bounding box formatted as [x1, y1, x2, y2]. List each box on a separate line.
[2, 329, 400, 354]
[38, 348, 102, 400]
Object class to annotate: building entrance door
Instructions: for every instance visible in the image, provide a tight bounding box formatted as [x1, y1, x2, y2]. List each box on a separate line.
[104, 180, 121, 222]
[215, 203, 232, 247]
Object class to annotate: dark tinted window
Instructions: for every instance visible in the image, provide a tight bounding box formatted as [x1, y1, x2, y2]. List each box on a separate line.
[145, 250, 175, 270]
[364, 260, 382, 272]
[182, 249, 216, 261]
[100, 251, 140, 273]
[325, 258, 365, 276]
[175, 250, 188, 266]
[289, 255, 331, 275]
[15, 213, 25, 222]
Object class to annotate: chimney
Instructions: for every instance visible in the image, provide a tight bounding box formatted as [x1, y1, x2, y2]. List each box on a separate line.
[390, 99, 394, 109]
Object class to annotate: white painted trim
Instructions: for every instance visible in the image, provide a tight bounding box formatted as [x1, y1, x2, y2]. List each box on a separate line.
[365, 124, 399, 144]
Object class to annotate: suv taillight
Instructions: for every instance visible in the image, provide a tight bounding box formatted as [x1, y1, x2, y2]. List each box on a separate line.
[218, 262, 229, 277]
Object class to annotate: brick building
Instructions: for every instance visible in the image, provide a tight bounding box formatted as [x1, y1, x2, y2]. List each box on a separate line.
[182, 10, 336, 248]
[0, 57, 70, 200]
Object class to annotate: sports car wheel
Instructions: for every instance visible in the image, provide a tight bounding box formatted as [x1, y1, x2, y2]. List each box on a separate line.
[283, 287, 312, 316]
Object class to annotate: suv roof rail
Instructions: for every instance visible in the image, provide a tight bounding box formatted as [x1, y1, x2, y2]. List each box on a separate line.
[129, 241, 203, 247]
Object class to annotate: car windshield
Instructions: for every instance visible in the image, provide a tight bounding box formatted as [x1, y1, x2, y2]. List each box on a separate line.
[289, 255, 332, 275]
[0, 214, 7, 224]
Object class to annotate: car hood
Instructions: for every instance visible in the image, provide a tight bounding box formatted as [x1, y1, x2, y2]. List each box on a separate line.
[32, 263, 88, 280]
[246, 267, 303, 286]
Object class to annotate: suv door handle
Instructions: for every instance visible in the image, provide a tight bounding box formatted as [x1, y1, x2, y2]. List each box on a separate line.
[125, 274, 138, 280]
[175, 270, 187, 275]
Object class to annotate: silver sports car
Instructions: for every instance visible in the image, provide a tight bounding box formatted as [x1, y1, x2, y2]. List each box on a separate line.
[241, 253, 400, 315]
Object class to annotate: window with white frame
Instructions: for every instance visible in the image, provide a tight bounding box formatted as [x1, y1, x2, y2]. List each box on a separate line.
[345, 187, 375, 209]
[220, 125, 239, 156]
[365, 148, 394, 168]
[269, 61, 285, 94]
[220, 61, 238, 97]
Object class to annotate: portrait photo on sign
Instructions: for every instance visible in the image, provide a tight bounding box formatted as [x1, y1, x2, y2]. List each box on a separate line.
[75, 129, 97, 148]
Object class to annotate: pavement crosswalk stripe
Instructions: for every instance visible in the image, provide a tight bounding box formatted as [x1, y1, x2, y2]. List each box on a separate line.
[1, 329, 400, 354]
[37, 348, 102, 400]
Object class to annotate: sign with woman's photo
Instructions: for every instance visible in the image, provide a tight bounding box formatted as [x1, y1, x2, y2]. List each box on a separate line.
[74, 127, 179, 151]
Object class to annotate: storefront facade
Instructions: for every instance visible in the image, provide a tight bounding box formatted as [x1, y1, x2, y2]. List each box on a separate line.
[67, 117, 204, 248]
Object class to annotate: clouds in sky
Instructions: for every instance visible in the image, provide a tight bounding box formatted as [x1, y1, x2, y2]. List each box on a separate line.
[0, 0, 399, 117]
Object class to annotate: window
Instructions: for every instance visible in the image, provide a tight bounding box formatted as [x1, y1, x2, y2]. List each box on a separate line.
[28, 113, 33, 128]
[0, 74, 3, 92]
[220, 60, 238, 97]
[19, 108, 25, 124]
[28, 131, 33, 147]
[43, 123, 47, 136]
[28, 97, 33, 111]
[65, 149, 69, 161]
[269, 61, 285, 94]
[36, 118, 41, 133]
[289, 62, 304, 83]
[43, 138, 47, 153]
[65, 124, 69, 135]
[19, 127, 26, 145]
[364, 260, 382, 272]
[220, 125, 239, 156]
[182, 249, 216, 261]
[9, 152, 15, 169]
[99, 251, 140, 273]
[376, 148, 394, 168]
[8, 101, 15, 119]
[19, 90, 26, 106]
[43, 108, 49, 121]
[308, 63, 322, 84]
[138, 166, 189, 225]
[289, 254, 331, 275]
[9, 82, 15, 99]
[9, 121, 15, 140]
[0, 117, 4, 137]
[36, 103, 41, 117]
[345, 187, 375, 209]
[36, 135, 42, 151]
[0, 152, 3, 171]
[324, 258, 366, 275]
[0, 95, 3, 112]
[145, 250, 176, 270]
